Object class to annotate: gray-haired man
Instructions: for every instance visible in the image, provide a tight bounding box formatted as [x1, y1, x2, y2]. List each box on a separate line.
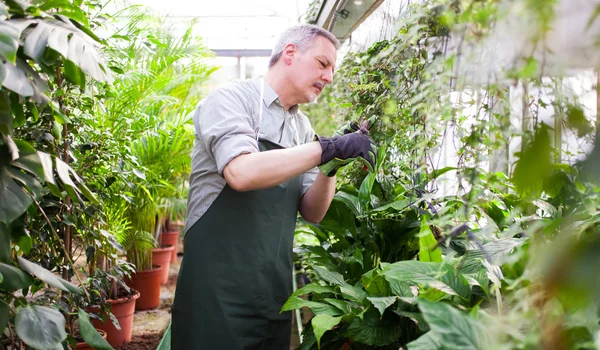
[171, 24, 376, 349]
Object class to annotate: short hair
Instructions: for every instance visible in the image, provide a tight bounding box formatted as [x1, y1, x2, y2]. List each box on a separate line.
[268, 24, 340, 68]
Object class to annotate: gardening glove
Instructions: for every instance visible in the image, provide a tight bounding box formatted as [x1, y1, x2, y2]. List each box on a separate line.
[316, 128, 377, 177]
[317, 116, 378, 176]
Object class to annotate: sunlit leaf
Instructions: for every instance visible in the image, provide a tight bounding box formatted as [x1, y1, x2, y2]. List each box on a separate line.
[312, 314, 342, 349]
[15, 305, 67, 349]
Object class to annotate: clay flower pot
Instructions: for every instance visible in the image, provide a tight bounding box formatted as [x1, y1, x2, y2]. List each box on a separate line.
[160, 230, 180, 263]
[127, 265, 163, 311]
[90, 290, 140, 347]
[152, 245, 174, 285]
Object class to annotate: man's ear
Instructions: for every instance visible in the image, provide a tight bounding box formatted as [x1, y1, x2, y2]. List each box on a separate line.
[282, 43, 297, 65]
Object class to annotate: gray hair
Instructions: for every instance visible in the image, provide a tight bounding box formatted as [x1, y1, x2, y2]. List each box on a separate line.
[268, 24, 340, 68]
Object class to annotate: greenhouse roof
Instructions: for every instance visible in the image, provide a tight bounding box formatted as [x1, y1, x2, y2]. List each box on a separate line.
[137, 0, 311, 52]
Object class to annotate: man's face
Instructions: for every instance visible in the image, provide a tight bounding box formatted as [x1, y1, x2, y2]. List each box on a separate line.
[290, 36, 337, 104]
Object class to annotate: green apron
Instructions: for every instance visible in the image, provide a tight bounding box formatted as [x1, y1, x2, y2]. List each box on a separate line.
[171, 138, 303, 349]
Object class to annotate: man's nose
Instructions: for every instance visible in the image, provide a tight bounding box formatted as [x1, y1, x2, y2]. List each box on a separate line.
[322, 68, 333, 84]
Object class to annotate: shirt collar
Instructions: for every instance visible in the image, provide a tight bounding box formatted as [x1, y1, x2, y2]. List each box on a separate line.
[254, 78, 299, 115]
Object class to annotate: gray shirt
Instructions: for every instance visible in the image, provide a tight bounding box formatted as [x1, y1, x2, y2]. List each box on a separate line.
[184, 78, 320, 233]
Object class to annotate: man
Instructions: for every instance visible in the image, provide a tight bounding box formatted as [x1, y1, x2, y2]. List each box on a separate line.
[172, 24, 376, 349]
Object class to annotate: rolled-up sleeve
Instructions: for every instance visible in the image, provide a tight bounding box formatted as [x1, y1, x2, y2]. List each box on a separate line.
[301, 126, 319, 196]
[195, 87, 259, 175]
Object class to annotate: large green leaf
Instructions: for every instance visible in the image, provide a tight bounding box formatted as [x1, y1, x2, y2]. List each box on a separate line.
[406, 331, 442, 350]
[0, 299, 8, 335]
[23, 21, 53, 62]
[15, 305, 67, 349]
[339, 283, 367, 304]
[0, 90, 12, 135]
[383, 261, 471, 300]
[2, 59, 35, 96]
[0, 222, 9, 263]
[344, 307, 402, 346]
[280, 297, 344, 316]
[0, 21, 19, 64]
[292, 283, 336, 298]
[418, 219, 442, 262]
[367, 296, 397, 316]
[417, 299, 489, 349]
[77, 308, 114, 350]
[312, 314, 342, 349]
[358, 172, 376, 212]
[17, 257, 82, 295]
[0, 261, 33, 291]
[320, 198, 357, 237]
[323, 298, 353, 314]
[313, 266, 346, 286]
[512, 124, 552, 197]
[362, 270, 392, 296]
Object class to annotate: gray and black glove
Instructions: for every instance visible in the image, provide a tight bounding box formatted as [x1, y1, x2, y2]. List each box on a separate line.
[316, 128, 377, 177]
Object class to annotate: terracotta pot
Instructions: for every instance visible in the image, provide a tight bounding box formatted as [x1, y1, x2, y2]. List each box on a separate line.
[90, 291, 139, 348]
[76, 329, 108, 349]
[160, 230, 180, 263]
[152, 245, 174, 285]
[127, 265, 163, 311]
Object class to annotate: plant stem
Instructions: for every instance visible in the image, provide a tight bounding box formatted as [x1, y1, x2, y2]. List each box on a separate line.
[30, 195, 90, 300]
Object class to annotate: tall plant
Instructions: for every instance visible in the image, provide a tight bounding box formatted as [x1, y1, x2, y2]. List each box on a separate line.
[0, 0, 118, 348]
[98, 9, 215, 271]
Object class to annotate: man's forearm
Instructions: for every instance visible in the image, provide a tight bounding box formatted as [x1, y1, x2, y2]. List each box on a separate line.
[223, 141, 322, 192]
[299, 172, 336, 223]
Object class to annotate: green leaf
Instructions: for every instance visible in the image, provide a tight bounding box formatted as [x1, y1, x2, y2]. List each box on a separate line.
[512, 124, 552, 197]
[344, 307, 402, 346]
[313, 266, 346, 286]
[3, 59, 35, 97]
[0, 22, 20, 64]
[417, 299, 489, 349]
[339, 284, 367, 304]
[0, 222, 9, 263]
[320, 197, 357, 237]
[418, 219, 442, 262]
[15, 305, 67, 349]
[291, 283, 336, 298]
[23, 21, 52, 62]
[566, 104, 593, 137]
[383, 261, 471, 300]
[63, 59, 86, 89]
[362, 271, 392, 296]
[0, 262, 32, 291]
[0, 144, 33, 223]
[0, 90, 12, 136]
[323, 298, 353, 314]
[367, 297, 397, 317]
[77, 309, 114, 350]
[280, 297, 344, 316]
[0, 2, 7, 17]
[0, 299, 7, 336]
[12, 140, 44, 180]
[388, 279, 413, 297]
[358, 172, 376, 211]
[312, 314, 342, 349]
[407, 331, 442, 350]
[17, 257, 82, 295]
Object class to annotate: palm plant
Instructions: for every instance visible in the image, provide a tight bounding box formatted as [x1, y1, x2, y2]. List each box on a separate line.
[97, 7, 214, 272]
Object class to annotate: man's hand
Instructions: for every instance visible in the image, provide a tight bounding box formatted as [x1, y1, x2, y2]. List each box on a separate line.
[316, 117, 378, 177]
[315, 129, 377, 177]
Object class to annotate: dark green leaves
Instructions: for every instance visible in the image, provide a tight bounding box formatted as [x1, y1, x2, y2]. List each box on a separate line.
[409, 299, 489, 349]
[565, 105, 593, 137]
[0, 21, 20, 64]
[312, 314, 342, 349]
[344, 307, 402, 346]
[512, 124, 553, 198]
[18, 257, 82, 295]
[15, 305, 67, 349]
[78, 308, 114, 350]
[0, 262, 33, 291]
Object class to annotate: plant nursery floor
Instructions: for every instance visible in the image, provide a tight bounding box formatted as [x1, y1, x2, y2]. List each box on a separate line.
[116, 258, 180, 350]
